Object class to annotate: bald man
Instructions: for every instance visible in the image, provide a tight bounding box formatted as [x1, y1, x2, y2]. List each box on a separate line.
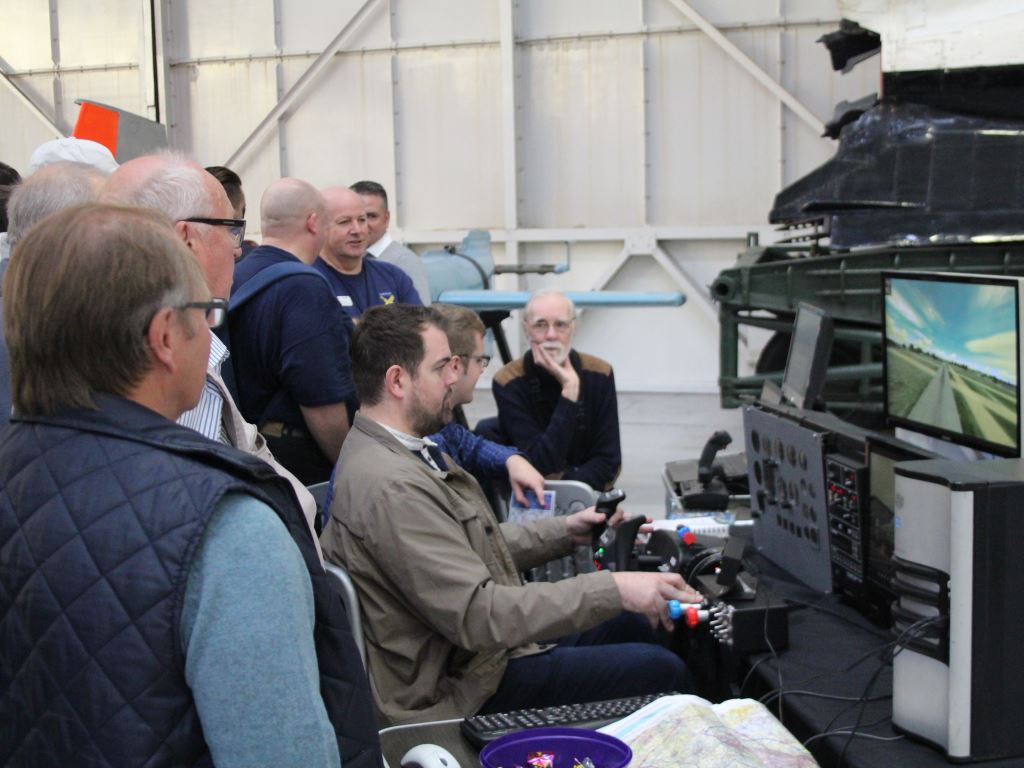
[227, 178, 356, 485]
[313, 186, 421, 323]
[104, 153, 322, 550]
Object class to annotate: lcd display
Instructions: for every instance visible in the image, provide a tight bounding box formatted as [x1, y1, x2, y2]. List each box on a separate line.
[883, 272, 1022, 457]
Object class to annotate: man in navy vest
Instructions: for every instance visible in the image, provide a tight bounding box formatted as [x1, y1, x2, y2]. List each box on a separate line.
[104, 152, 321, 554]
[0, 203, 381, 767]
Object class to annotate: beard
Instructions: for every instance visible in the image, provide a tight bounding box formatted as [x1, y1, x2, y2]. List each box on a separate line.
[540, 340, 569, 364]
[408, 388, 454, 437]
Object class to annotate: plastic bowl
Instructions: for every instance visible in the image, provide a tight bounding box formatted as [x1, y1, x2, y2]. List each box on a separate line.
[478, 727, 632, 768]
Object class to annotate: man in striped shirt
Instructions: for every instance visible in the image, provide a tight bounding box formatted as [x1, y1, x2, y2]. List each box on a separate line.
[105, 152, 321, 553]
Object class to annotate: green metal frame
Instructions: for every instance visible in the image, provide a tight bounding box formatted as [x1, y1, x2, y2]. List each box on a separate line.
[712, 241, 1024, 411]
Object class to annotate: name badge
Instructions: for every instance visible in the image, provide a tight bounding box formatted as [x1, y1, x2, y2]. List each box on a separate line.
[338, 295, 354, 307]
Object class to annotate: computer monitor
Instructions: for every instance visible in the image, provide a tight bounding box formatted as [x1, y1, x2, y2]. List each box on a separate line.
[781, 302, 834, 410]
[882, 271, 1024, 458]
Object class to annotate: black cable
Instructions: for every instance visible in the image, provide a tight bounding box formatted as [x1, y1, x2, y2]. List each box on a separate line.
[776, 690, 890, 703]
[760, 585, 784, 722]
[739, 655, 772, 697]
[805, 728, 905, 747]
[836, 615, 942, 766]
[838, 655, 888, 766]
[756, 629, 890, 708]
[817, 615, 938, 739]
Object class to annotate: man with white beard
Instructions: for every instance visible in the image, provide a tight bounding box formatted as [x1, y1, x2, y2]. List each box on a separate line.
[491, 289, 622, 491]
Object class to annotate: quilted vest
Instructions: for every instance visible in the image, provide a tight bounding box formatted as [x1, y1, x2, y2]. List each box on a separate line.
[0, 395, 382, 768]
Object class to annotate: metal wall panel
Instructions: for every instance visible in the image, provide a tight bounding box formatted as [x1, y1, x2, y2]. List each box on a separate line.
[392, 0, 497, 43]
[516, 1, 641, 38]
[394, 47, 503, 229]
[0, 0, 878, 393]
[172, 60, 280, 168]
[646, 28, 782, 226]
[518, 37, 646, 228]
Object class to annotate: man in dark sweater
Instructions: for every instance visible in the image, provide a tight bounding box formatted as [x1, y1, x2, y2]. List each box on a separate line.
[491, 289, 622, 491]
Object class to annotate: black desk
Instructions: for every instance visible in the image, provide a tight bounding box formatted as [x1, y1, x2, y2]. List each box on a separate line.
[742, 560, 1024, 767]
[377, 559, 1024, 768]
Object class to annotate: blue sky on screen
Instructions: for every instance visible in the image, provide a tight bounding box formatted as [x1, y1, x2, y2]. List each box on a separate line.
[886, 277, 1018, 384]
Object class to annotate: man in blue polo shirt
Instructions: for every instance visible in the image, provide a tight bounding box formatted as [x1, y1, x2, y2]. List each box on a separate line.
[313, 186, 421, 322]
[228, 178, 355, 485]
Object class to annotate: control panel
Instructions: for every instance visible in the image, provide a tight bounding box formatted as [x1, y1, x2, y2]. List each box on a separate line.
[825, 454, 869, 599]
[743, 405, 833, 592]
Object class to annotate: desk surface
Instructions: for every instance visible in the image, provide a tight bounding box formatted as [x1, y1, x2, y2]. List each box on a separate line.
[745, 560, 1024, 768]
[379, 719, 476, 768]
[378, 558, 1024, 768]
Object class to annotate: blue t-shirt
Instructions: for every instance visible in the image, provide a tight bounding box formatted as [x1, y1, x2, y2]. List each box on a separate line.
[229, 245, 355, 427]
[312, 255, 422, 321]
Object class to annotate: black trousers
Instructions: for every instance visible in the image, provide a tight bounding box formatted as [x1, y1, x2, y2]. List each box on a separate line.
[264, 427, 334, 486]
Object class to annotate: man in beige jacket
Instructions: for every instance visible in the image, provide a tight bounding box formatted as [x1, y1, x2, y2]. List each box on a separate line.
[105, 153, 321, 554]
[323, 304, 698, 725]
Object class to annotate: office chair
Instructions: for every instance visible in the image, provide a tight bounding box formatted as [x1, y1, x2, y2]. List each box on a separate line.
[324, 561, 367, 669]
[306, 480, 330, 533]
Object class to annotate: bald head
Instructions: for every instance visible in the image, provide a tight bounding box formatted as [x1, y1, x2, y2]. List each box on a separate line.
[261, 178, 324, 237]
[7, 162, 106, 246]
[104, 151, 236, 298]
[259, 178, 326, 263]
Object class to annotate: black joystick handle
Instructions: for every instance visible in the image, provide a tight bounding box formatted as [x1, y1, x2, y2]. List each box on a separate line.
[591, 488, 626, 548]
[698, 430, 732, 487]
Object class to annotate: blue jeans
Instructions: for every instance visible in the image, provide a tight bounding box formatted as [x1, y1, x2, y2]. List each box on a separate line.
[478, 612, 693, 713]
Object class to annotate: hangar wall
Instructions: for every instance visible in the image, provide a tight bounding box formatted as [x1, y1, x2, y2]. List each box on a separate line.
[0, 0, 879, 392]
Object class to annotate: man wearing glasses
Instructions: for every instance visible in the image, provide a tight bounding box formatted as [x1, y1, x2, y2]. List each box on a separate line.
[430, 303, 546, 505]
[105, 153, 321, 549]
[491, 289, 622, 491]
[0, 204, 380, 767]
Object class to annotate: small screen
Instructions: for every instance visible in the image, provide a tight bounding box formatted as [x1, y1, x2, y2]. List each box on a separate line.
[782, 303, 832, 410]
[883, 273, 1021, 457]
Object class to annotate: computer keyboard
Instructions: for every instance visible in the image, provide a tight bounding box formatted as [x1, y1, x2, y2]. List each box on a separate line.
[460, 693, 667, 747]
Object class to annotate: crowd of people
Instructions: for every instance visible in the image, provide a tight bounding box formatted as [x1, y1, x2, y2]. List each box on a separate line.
[0, 138, 700, 767]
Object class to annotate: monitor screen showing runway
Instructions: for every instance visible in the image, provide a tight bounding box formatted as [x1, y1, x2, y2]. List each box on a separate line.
[885, 275, 1019, 453]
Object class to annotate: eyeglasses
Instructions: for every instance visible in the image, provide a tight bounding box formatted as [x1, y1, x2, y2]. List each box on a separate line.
[181, 217, 246, 248]
[178, 298, 228, 329]
[527, 319, 573, 335]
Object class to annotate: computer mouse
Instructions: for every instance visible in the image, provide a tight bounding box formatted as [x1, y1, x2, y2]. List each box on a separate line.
[400, 743, 461, 768]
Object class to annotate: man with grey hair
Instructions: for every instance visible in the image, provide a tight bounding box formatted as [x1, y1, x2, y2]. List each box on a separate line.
[0, 161, 107, 427]
[491, 288, 622, 491]
[227, 178, 356, 485]
[104, 152, 321, 548]
[3, 161, 107, 259]
[0, 202, 380, 767]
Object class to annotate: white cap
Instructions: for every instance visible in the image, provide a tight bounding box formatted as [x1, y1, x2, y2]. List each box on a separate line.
[28, 138, 118, 175]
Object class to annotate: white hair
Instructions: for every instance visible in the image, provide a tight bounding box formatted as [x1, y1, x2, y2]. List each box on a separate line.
[106, 149, 214, 223]
[524, 288, 576, 325]
[7, 162, 106, 246]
